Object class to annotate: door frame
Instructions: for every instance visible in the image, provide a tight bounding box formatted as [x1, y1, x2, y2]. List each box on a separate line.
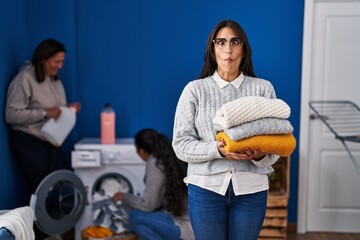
[298, 0, 360, 233]
[298, 0, 315, 233]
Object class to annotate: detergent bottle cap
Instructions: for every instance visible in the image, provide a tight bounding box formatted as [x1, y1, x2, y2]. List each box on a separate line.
[103, 103, 114, 112]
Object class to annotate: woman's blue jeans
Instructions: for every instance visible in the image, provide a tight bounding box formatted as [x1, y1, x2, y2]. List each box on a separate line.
[128, 210, 181, 240]
[188, 183, 267, 240]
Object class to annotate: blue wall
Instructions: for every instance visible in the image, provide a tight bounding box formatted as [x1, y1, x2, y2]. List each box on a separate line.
[0, 0, 303, 223]
[0, 0, 28, 208]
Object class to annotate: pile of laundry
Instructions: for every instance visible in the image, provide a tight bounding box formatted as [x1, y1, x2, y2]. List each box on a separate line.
[89, 177, 134, 238]
[0, 206, 35, 240]
[214, 96, 296, 156]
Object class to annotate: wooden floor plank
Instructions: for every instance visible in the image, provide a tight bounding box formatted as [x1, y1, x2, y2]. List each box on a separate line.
[286, 232, 360, 240]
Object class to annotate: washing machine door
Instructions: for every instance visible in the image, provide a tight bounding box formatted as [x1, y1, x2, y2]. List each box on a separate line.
[30, 169, 86, 235]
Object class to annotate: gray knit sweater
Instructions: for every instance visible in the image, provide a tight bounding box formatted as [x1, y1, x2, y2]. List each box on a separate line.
[172, 75, 279, 176]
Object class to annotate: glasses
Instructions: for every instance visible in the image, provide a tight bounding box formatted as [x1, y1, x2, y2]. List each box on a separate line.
[212, 38, 243, 49]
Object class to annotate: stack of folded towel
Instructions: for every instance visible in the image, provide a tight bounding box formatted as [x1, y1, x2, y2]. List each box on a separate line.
[214, 96, 296, 156]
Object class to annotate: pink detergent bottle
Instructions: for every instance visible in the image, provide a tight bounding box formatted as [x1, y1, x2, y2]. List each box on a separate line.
[101, 103, 115, 144]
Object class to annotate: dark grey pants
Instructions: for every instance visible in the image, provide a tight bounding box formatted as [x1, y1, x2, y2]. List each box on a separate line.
[8, 128, 69, 195]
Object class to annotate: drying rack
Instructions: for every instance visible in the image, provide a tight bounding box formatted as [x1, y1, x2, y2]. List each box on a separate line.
[309, 100, 360, 175]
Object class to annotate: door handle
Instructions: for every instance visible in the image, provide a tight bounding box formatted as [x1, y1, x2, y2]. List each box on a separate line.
[310, 114, 329, 120]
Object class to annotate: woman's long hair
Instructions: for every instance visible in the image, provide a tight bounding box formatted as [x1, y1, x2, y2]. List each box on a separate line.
[31, 38, 66, 83]
[135, 128, 188, 216]
[198, 19, 256, 79]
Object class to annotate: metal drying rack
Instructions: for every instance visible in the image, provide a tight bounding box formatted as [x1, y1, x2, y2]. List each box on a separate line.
[309, 100, 360, 175]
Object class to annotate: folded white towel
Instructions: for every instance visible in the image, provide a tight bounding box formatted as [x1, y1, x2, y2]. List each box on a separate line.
[213, 96, 291, 131]
[0, 206, 35, 240]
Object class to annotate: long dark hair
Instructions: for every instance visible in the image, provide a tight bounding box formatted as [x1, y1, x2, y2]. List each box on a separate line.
[198, 19, 256, 79]
[31, 38, 66, 83]
[135, 128, 188, 216]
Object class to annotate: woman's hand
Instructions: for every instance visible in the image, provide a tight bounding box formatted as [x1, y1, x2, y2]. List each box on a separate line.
[68, 102, 81, 112]
[217, 140, 267, 161]
[113, 192, 123, 202]
[44, 107, 62, 120]
[237, 147, 267, 161]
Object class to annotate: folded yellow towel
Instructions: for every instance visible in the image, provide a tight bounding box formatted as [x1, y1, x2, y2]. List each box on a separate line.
[215, 132, 296, 157]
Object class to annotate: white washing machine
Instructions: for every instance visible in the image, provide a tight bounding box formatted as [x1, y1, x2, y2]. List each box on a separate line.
[30, 138, 146, 240]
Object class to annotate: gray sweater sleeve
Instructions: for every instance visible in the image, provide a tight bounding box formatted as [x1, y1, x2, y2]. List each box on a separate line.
[121, 156, 165, 212]
[172, 82, 222, 164]
[6, 71, 45, 124]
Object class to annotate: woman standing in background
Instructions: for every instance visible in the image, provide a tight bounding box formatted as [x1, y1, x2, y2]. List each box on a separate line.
[5, 38, 81, 200]
[113, 128, 194, 240]
[172, 19, 280, 240]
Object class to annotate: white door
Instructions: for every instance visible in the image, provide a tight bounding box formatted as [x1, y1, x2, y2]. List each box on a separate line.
[298, 0, 360, 233]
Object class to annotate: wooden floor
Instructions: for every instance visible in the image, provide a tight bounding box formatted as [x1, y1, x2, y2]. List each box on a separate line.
[287, 232, 360, 240]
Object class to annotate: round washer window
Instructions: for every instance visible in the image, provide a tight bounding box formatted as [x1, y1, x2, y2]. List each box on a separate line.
[92, 173, 134, 198]
[30, 170, 86, 235]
